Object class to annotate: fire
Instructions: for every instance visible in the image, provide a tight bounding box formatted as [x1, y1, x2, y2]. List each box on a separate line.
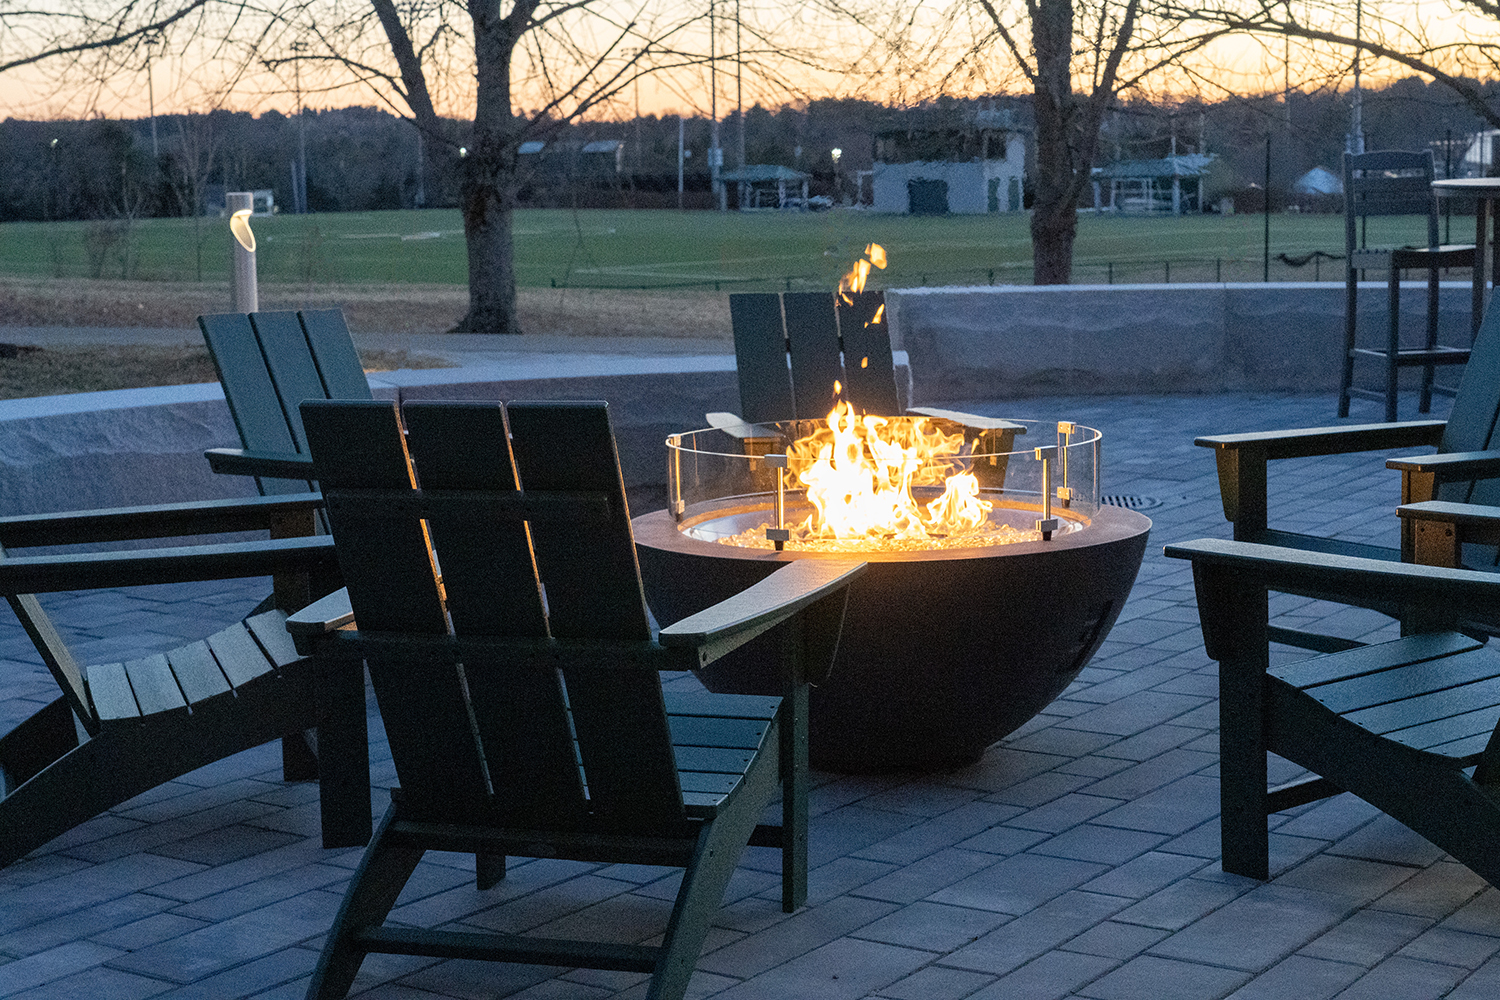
[785, 400, 995, 546]
[839, 243, 887, 301]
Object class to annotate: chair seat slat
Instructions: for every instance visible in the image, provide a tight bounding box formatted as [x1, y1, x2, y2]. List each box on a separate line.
[245, 610, 303, 669]
[1343, 673, 1500, 736]
[1271, 632, 1482, 690]
[123, 654, 186, 717]
[665, 691, 780, 720]
[1305, 646, 1500, 714]
[87, 662, 139, 723]
[1384, 704, 1500, 755]
[668, 715, 774, 750]
[673, 745, 761, 774]
[207, 623, 276, 690]
[167, 640, 231, 705]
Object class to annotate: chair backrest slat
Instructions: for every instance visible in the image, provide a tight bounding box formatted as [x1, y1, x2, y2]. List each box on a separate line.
[783, 292, 843, 419]
[729, 294, 795, 424]
[299, 309, 373, 401]
[1440, 302, 1500, 461]
[837, 290, 902, 416]
[248, 311, 327, 452]
[302, 399, 492, 821]
[200, 312, 301, 459]
[401, 402, 586, 828]
[505, 402, 683, 830]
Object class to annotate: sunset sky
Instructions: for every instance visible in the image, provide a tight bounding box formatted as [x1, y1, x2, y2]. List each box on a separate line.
[0, 1, 1491, 124]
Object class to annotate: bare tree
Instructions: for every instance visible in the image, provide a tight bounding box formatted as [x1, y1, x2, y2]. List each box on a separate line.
[167, 112, 222, 280]
[830, 1, 1224, 284]
[1185, 2, 1500, 132]
[297, 1, 713, 332]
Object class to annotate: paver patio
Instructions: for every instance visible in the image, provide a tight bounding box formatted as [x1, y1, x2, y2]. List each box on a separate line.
[4, 388, 1499, 1000]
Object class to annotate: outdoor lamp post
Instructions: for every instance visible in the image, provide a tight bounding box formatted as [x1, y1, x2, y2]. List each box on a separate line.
[831, 148, 842, 204]
[227, 191, 258, 313]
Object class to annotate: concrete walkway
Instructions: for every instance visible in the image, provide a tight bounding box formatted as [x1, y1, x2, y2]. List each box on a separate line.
[3, 385, 1499, 1000]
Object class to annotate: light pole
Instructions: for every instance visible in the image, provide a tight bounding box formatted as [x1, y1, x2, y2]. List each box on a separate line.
[227, 191, 258, 313]
[145, 33, 163, 160]
[831, 148, 842, 205]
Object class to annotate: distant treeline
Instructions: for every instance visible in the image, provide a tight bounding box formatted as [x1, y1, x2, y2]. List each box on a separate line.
[1, 78, 1495, 223]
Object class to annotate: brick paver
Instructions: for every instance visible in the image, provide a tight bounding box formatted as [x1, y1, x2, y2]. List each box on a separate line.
[3, 388, 1498, 998]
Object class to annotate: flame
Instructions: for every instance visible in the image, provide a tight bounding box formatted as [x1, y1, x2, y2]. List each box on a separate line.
[785, 401, 992, 544]
[839, 243, 887, 301]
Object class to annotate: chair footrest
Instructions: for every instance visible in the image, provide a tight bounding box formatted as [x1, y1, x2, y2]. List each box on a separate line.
[356, 925, 660, 972]
[1351, 347, 1471, 365]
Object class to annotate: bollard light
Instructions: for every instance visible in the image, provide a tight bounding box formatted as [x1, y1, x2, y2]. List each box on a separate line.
[226, 191, 258, 313]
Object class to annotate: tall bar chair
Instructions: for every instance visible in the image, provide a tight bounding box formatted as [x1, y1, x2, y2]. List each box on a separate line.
[1338, 149, 1477, 422]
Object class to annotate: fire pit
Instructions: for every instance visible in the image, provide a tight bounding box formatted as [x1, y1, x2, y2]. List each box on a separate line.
[633, 412, 1150, 772]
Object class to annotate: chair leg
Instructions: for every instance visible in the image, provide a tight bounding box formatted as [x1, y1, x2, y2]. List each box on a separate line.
[779, 682, 808, 913]
[1339, 269, 1358, 418]
[476, 851, 506, 890]
[1421, 263, 1440, 413]
[648, 723, 783, 1000]
[281, 729, 319, 782]
[1386, 267, 1401, 423]
[306, 805, 425, 1000]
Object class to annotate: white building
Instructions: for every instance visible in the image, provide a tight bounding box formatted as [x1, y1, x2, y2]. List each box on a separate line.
[869, 112, 1026, 215]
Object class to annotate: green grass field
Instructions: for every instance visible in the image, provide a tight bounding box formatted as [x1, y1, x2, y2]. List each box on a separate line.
[0, 207, 1455, 289]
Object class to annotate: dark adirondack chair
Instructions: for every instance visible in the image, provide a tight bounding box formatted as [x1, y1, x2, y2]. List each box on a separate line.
[1196, 297, 1500, 645]
[0, 494, 346, 869]
[287, 398, 863, 1000]
[1166, 537, 1500, 887]
[711, 290, 1023, 444]
[199, 309, 372, 494]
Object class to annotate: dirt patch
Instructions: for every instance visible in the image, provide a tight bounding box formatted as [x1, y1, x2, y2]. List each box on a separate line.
[0, 278, 731, 340]
[0, 343, 454, 401]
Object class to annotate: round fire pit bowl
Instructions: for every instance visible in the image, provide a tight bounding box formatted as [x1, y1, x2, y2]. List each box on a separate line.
[633, 417, 1150, 773]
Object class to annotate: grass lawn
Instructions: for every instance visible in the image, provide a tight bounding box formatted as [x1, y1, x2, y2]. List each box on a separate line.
[1, 206, 1453, 290]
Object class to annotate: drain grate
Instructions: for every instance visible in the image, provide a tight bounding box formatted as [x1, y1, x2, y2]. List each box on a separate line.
[1101, 494, 1164, 510]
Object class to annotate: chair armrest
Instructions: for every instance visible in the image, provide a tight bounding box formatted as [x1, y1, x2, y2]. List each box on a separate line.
[705, 412, 783, 442]
[0, 536, 338, 595]
[1195, 421, 1447, 460]
[1398, 500, 1500, 530]
[1386, 450, 1500, 482]
[285, 587, 356, 652]
[906, 407, 1027, 432]
[205, 447, 316, 481]
[0, 494, 324, 549]
[1397, 501, 1500, 566]
[1164, 537, 1500, 614]
[1195, 421, 1447, 536]
[658, 559, 866, 666]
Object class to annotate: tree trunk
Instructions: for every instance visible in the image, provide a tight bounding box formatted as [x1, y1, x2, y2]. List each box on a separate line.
[453, 163, 520, 334]
[448, 0, 532, 334]
[1029, 0, 1078, 286]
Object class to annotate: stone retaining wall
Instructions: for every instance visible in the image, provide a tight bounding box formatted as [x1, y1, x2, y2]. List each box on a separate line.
[889, 281, 1477, 401]
[0, 360, 750, 517]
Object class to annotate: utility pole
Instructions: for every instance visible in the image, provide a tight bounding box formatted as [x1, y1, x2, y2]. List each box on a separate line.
[736, 0, 744, 172]
[678, 115, 685, 209]
[1348, 0, 1365, 155]
[709, 0, 724, 211]
[146, 34, 161, 160]
[292, 41, 308, 213]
